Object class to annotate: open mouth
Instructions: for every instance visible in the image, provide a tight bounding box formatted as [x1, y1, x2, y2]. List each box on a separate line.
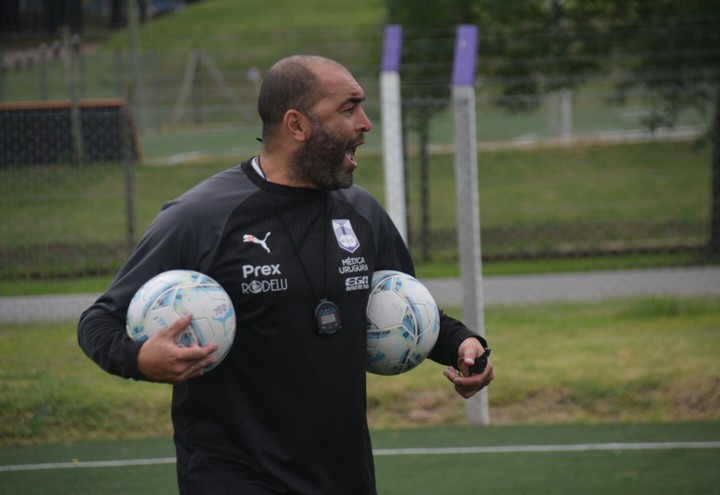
[345, 141, 364, 166]
[345, 148, 357, 166]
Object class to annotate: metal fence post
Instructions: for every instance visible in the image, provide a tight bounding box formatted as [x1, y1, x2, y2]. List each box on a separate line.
[63, 25, 84, 165]
[380, 25, 408, 242]
[121, 104, 136, 253]
[452, 25, 489, 426]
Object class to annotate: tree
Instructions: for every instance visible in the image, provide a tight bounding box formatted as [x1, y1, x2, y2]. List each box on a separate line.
[0, 0, 21, 34]
[387, 0, 719, 258]
[138, 0, 148, 22]
[386, 0, 610, 259]
[472, 0, 720, 257]
[386, 0, 474, 260]
[43, 0, 83, 33]
[110, 0, 124, 27]
[469, 0, 614, 113]
[603, 0, 720, 257]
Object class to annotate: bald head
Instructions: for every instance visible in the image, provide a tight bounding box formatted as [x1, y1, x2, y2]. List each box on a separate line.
[257, 56, 349, 141]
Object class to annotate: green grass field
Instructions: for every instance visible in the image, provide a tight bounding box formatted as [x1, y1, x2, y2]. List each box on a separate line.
[2, 297, 718, 447]
[2, 140, 710, 245]
[0, 140, 712, 284]
[2, 295, 716, 494]
[1, 423, 718, 494]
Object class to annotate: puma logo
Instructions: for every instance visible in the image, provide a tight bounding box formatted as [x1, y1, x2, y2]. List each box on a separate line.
[243, 232, 271, 253]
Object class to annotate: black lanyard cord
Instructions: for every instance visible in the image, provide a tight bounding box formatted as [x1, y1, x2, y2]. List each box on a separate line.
[256, 158, 329, 303]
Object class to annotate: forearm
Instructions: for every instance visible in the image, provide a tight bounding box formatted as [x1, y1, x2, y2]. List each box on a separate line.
[428, 310, 487, 367]
[77, 307, 146, 380]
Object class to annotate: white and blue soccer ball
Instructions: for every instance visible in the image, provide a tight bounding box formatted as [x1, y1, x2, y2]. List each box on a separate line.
[365, 270, 440, 375]
[126, 269, 236, 372]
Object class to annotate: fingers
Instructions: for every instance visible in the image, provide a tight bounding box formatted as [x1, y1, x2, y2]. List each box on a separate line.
[145, 345, 218, 385]
[158, 313, 219, 357]
[456, 338, 487, 375]
[165, 335, 219, 382]
[137, 314, 219, 384]
[443, 361, 495, 399]
[162, 313, 193, 339]
[456, 356, 474, 378]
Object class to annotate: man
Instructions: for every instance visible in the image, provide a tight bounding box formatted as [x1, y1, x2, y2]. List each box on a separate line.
[78, 55, 494, 494]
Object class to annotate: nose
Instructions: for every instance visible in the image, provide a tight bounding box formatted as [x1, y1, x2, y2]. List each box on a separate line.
[357, 107, 372, 133]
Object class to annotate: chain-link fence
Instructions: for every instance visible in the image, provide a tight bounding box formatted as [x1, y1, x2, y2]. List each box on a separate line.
[0, 27, 716, 286]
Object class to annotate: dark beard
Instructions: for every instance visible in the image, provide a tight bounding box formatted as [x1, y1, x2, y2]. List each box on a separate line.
[289, 119, 354, 190]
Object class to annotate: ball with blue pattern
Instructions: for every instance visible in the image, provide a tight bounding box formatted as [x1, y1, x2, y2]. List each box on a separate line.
[366, 270, 440, 375]
[126, 270, 236, 372]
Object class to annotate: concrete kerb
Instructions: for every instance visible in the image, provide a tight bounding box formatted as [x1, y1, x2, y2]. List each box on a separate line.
[1, 267, 719, 323]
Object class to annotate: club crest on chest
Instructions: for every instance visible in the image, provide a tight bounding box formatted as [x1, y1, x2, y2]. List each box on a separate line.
[332, 219, 360, 254]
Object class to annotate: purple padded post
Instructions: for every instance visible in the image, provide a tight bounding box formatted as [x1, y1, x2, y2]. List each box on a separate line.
[452, 24, 478, 86]
[382, 25, 403, 73]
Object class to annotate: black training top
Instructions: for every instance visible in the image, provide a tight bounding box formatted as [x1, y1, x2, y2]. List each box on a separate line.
[78, 159, 482, 495]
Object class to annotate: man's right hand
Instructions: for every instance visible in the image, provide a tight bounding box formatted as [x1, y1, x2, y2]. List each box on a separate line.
[136, 313, 218, 384]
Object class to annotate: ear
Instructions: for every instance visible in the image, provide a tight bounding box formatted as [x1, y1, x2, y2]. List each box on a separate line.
[283, 109, 311, 143]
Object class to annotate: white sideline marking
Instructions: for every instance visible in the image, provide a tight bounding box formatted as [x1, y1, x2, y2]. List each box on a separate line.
[0, 457, 176, 472]
[2, 442, 719, 473]
[373, 441, 720, 456]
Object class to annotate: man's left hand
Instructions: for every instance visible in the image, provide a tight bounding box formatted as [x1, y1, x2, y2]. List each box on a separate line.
[443, 337, 494, 399]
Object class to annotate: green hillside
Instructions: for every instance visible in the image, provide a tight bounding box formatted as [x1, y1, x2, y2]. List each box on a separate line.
[106, 0, 388, 55]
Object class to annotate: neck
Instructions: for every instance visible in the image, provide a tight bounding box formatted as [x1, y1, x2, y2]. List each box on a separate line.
[257, 153, 316, 189]
[257, 153, 300, 187]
